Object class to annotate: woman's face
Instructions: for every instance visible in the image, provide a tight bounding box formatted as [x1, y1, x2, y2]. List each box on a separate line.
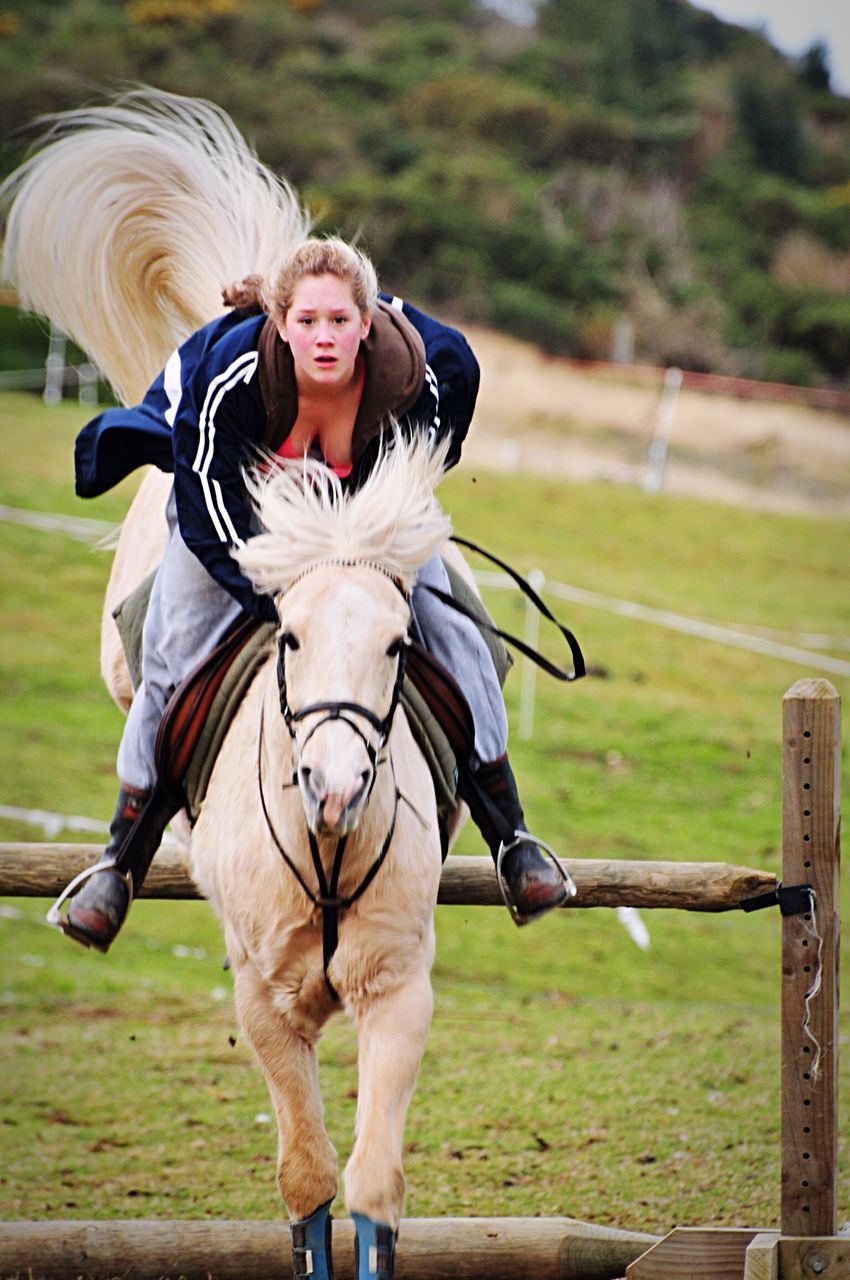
[278, 274, 371, 391]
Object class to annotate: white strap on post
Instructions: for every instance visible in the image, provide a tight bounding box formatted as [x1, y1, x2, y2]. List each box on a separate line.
[643, 366, 682, 494]
[43, 323, 67, 406]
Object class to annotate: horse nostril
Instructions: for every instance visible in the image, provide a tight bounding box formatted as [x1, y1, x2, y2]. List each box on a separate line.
[298, 765, 313, 789]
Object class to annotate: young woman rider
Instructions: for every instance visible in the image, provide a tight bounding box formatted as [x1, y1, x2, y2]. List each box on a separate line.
[62, 238, 571, 951]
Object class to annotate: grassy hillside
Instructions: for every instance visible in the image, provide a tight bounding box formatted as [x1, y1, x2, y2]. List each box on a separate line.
[1, 389, 848, 1233]
[1, 1, 850, 387]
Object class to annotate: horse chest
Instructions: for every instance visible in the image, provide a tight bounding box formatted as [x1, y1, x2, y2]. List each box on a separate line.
[242, 921, 337, 1028]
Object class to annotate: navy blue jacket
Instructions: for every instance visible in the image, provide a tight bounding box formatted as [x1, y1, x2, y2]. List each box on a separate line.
[76, 296, 480, 620]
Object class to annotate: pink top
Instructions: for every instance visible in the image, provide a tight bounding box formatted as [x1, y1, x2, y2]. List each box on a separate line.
[276, 435, 352, 479]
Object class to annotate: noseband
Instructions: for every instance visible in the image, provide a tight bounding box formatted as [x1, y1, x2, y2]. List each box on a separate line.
[277, 634, 408, 772]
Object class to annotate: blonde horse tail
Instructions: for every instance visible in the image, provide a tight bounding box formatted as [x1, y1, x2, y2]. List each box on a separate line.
[0, 89, 309, 405]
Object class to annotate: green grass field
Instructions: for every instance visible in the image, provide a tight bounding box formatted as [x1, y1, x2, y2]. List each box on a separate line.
[1, 390, 849, 1239]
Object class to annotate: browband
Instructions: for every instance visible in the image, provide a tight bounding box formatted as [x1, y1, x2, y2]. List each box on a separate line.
[282, 559, 409, 601]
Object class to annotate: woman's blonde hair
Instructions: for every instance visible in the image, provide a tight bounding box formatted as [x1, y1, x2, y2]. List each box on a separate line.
[265, 238, 379, 321]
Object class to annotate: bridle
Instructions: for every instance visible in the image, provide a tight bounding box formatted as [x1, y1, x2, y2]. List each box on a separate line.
[259, 558, 412, 1002]
[277, 627, 409, 778]
[276, 560, 410, 779]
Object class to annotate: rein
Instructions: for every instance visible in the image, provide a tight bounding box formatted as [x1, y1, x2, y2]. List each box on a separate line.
[423, 536, 587, 684]
[255, 542, 585, 1000]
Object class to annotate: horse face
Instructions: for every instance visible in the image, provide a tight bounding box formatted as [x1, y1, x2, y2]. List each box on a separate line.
[278, 570, 410, 836]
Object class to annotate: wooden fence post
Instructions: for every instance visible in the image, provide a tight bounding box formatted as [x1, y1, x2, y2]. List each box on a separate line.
[781, 679, 841, 1237]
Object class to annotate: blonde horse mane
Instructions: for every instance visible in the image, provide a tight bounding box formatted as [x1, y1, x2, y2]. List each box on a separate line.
[237, 434, 452, 598]
[0, 88, 309, 405]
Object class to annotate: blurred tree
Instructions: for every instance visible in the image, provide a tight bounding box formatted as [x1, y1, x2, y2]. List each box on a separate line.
[734, 68, 809, 182]
[0, 0, 849, 385]
[797, 40, 831, 93]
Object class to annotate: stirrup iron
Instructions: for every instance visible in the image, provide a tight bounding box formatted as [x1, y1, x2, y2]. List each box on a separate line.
[495, 831, 577, 924]
[46, 858, 134, 942]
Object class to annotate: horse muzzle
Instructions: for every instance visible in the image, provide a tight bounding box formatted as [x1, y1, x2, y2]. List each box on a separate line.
[298, 761, 374, 836]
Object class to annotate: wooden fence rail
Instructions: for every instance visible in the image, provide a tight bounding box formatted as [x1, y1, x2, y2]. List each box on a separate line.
[0, 1216, 659, 1280]
[0, 843, 776, 913]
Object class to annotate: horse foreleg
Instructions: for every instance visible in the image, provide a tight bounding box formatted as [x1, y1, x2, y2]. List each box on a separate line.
[345, 966, 433, 1232]
[234, 963, 338, 1222]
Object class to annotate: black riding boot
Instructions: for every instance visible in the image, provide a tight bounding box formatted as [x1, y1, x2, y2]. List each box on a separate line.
[60, 783, 176, 952]
[459, 755, 573, 925]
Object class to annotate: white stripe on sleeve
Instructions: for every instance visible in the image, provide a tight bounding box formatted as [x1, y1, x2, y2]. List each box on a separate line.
[162, 349, 183, 427]
[192, 351, 259, 545]
[424, 363, 440, 433]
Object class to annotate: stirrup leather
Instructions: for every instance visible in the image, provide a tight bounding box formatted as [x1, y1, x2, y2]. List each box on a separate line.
[46, 858, 134, 940]
[495, 831, 577, 924]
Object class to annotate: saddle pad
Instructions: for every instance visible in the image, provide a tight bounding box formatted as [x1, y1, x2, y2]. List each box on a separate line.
[112, 563, 509, 822]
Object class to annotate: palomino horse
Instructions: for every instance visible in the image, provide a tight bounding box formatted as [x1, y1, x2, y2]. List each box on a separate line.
[201, 441, 450, 1271]
[124, 444, 453, 1276]
[1, 89, 474, 1277]
[113, 441, 455, 1280]
[100, 443, 471, 1280]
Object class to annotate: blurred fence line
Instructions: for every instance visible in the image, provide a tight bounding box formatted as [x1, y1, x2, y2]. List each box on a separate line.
[0, 321, 100, 405]
[566, 356, 850, 416]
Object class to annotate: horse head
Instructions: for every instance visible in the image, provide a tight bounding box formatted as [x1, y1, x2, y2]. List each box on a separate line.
[275, 562, 411, 834]
[237, 433, 451, 838]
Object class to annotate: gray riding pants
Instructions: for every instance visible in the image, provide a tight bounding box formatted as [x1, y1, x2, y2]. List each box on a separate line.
[116, 491, 508, 790]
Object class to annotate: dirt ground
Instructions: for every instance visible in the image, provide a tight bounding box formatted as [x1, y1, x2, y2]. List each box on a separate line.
[463, 326, 850, 518]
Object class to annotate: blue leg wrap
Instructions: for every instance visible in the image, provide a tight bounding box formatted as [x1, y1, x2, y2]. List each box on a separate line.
[351, 1212, 397, 1280]
[290, 1198, 334, 1280]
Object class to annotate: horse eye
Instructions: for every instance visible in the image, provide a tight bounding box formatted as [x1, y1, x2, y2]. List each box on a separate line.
[386, 636, 406, 659]
[282, 630, 300, 652]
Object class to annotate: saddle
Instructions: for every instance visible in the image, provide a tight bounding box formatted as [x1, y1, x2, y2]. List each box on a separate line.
[112, 565, 510, 824]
